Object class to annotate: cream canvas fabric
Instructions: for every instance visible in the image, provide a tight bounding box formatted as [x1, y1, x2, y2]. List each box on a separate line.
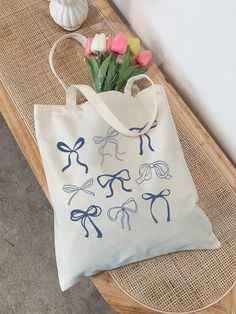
[34, 33, 220, 291]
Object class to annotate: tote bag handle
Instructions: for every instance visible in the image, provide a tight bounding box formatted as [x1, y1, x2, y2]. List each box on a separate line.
[49, 32, 87, 90]
[49, 33, 158, 137]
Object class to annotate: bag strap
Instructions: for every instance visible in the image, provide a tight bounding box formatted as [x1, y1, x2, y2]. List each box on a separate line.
[49, 33, 158, 137]
[66, 75, 158, 138]
[49, 32, 87, 90]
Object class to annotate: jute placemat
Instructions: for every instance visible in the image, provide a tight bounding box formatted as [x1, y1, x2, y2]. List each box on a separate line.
[0, 0, 235, 313]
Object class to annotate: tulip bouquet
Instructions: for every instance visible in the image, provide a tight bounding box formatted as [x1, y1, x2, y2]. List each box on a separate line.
[84, 32, 152, 93]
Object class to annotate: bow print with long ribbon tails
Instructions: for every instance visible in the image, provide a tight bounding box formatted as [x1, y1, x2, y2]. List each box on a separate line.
[136, 160, 172, 184]
[63, 178, 95, 205]
[142, 189, 171, 223]
[70, 205, 102, 238]
[107, 198, 138, 230]
[129, 120, 157, 155]
[93, 127, 125, 166]
[97, 169, 132, 198]
[57, 137, 88, 173]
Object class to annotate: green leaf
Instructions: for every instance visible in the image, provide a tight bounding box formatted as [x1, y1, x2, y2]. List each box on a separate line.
[84, 56, 99, 92]
[115, 65, 136, 91]
[103, 59, 115, 91]
[103, 54, 121, 91]
[118, 46, 132, 77]
[97, 53, 113, 92]
[115, 65, 148, 91]
[97, 52, 102, 67]
[90, 56, 99, 90]
[110, 48, 132, 92]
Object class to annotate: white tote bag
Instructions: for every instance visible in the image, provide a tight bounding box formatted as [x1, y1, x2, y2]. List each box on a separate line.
[34, 33, 220, 291]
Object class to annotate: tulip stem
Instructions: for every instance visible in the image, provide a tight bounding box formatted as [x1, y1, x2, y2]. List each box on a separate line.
[97, 52, 102, 67]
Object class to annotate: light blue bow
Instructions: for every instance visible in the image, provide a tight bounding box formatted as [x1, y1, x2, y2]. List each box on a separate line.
[93, 127, 125, 166]
[136, 160, 172, 184]
[107, 198, 138, 230]
[63, 178, 95, 205]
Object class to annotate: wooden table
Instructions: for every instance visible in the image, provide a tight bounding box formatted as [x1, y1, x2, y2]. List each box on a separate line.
[0, 0, 235, 313]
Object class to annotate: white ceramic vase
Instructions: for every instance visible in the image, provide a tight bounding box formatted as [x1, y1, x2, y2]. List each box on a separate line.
[49, 0, 88, 31]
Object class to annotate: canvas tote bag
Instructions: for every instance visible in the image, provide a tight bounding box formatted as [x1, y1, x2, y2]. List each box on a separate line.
[34, 33, 220, 291]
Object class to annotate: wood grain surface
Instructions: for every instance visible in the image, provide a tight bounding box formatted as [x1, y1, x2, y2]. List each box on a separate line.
[0, 0, 235, 313]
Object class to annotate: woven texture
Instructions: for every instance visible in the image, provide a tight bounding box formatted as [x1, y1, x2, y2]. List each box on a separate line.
[0, 0, 235, 312]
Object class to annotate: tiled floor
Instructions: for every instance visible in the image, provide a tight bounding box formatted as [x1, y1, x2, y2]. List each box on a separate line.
[0, 114, 116, 314]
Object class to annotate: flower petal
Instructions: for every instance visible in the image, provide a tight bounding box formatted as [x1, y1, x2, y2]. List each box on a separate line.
[128, 37, 140, 55]
[91, 34, 99, 53]
[111, 32, 128, 55]
[135, 50, 152, 67]
[85, 38, 92, 57]
[99, 33, 106, 53]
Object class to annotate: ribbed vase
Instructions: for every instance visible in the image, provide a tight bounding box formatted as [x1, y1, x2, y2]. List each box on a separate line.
[49, 0, 88, 31]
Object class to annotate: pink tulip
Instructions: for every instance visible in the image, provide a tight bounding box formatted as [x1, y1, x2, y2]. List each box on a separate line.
[135, 50, 152, 67]
[85, 38, 92, 57]
[111, 32, 128, 55]
[106, 35, 113, 53]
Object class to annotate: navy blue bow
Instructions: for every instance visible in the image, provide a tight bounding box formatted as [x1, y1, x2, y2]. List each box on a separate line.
[107, 198, 138, 230]
[142, 189, 171, 223]
[129, 120, 157, 155]
[57, 137, 88, 173]
[97, 169, 132, 198]
[70, 205, 102, 238]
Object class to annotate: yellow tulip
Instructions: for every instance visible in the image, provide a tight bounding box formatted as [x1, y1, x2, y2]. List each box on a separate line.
[128, 37, 140, 55]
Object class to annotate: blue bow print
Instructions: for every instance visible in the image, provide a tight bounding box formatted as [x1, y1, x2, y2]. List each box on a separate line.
[129, 120, 157, 155]
[63, 178, 95, 205]
[107, 198, 138, 230]
[70, 205, 102, 238]
[97, 169, 132, 198]
[93, 127, 125, 166]
[142, 189, 171, 223]
[136, 160, 172, 185]
[57, 137, 88, 173]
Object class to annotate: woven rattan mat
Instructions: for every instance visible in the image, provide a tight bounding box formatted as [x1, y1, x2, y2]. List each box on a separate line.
[0, 0, 235, 312]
